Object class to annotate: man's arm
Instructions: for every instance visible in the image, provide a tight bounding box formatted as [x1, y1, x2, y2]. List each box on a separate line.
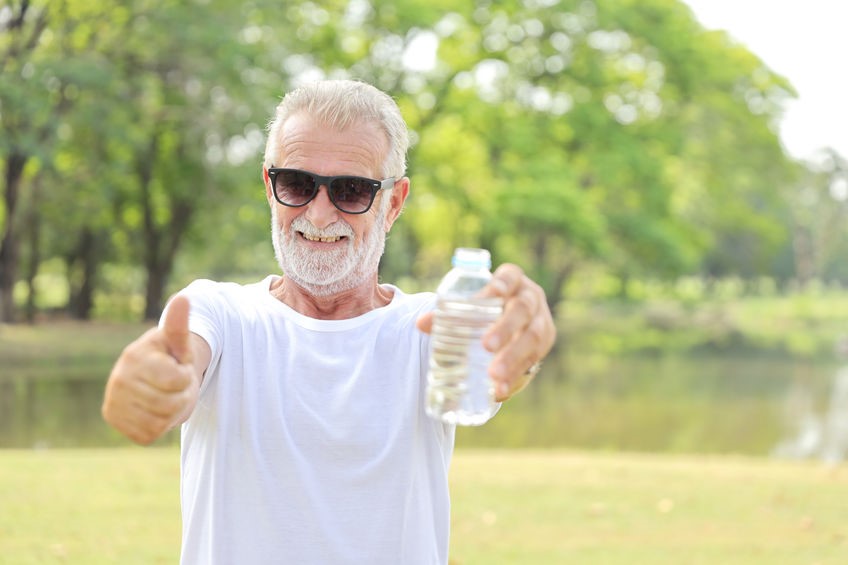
[101, 295, 212, 445]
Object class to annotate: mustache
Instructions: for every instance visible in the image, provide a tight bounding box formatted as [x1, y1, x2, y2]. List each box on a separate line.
[290, 215, 355, 239]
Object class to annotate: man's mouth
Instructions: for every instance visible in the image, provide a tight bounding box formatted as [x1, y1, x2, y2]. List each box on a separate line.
[300, 232, 345, 243]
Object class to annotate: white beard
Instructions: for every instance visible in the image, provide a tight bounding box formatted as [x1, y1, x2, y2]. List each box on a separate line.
[271, 206, 387, 297]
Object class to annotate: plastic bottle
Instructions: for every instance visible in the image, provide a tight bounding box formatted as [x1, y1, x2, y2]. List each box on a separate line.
[426, 248, 503, 426]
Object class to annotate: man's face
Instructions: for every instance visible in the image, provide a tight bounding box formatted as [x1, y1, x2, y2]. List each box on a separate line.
[265, 114, 403, 296]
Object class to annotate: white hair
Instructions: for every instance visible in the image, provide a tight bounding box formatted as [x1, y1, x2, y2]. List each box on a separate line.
[264, 79, 409, 179]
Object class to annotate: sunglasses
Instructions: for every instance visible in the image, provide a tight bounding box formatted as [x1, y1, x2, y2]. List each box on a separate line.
[267, 168, 395, 214]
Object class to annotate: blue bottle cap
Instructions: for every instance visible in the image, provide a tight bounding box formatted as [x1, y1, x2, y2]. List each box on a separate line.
[452, 248, 491, 269]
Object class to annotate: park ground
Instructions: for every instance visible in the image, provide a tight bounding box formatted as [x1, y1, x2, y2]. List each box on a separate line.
[0, 448, 846, 564]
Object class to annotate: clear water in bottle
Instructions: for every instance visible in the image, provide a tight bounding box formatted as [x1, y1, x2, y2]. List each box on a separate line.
[426, 248, 503, 426]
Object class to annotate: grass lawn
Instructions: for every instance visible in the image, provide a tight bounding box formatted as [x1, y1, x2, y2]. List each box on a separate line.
[449, 450, 848, 564]
[0, 448, 845, 564]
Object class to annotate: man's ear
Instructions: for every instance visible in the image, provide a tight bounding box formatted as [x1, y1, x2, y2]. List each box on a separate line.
[384, 177, 410, 231]
[263, 167, 273, 205]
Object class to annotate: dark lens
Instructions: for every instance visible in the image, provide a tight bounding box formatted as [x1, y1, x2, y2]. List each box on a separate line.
[276, 170, 316, 205]
[330, 177, 375, 212]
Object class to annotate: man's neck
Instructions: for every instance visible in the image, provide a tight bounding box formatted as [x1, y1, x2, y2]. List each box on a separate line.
[269, 275, 394, 320]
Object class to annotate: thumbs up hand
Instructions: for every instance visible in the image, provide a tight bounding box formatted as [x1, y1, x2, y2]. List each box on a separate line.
[102, 295, 206, 445]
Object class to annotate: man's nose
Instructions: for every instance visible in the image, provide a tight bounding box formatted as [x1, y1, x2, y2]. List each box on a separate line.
[305, 185, 341, 229]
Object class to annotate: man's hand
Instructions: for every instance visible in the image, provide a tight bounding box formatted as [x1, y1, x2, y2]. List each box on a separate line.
[417, 263, 557, 402]
[102, 295, 203, 445]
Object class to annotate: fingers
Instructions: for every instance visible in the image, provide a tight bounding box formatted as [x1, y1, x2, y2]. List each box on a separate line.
[125, 366, 197, 418]
[102, 401, 171, 446]
[481, 264, 544, 354]
[482, 263, 524, 300]
[103, 377, 194, 445]
[484, 275, 542, 352]
[490, 311, 550, 400]
[481, 264, 557, 399]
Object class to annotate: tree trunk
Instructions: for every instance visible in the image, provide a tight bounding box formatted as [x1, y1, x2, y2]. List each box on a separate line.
[23, 175, 42, 323]
[532, 234, 573, 321]
[142, 199, 193, 320]
[137, 133, 161, 321]
[0, 152, 28, 323]
[135, 133, 195, 320]
[68, 227, 98, 320]
[143, 261, 168, 321]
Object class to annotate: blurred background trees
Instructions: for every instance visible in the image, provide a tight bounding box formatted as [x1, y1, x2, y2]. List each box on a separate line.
[1, 0, 845, 323]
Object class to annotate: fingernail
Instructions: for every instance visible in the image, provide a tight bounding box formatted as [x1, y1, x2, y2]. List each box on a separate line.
[498, 382, 510, 397]
[491, 362, 507, 380]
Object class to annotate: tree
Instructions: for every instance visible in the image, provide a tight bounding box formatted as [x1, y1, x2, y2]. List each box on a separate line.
[788, 149, 848, 285]
[2, 0, 803, 323]
[369, 0, 794, 313]
[44, 0, 282, 319]
[1, 1, 58, 322]
[0, 0, 120, 322]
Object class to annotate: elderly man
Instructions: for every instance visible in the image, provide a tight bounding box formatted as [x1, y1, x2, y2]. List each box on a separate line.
[102, 79, 556, 564]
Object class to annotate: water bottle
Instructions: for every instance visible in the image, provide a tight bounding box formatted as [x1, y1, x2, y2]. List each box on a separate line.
[426, 248, 503, 426]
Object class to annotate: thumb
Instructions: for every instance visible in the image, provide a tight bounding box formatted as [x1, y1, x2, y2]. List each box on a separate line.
[162, 294, 192, 363]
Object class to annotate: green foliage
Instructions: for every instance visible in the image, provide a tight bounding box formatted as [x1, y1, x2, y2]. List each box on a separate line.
[3, 0, 841, 323]
[562, 272, 848, 359]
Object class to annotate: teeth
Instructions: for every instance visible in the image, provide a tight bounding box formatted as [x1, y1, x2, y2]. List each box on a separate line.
[303, 233, 342, 242]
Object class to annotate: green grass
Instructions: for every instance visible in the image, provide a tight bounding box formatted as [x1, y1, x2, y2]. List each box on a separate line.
[0, 447, 181, 564]
[450, 450, 848, 564]
[0, 448, 845, 564]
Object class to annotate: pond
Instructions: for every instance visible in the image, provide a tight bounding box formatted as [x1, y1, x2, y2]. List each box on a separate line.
[459, 354, 848, 460]
[0, 377, 178, 448]
[1, 352, 846, 458]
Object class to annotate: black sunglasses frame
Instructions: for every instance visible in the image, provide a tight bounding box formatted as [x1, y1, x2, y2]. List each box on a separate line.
[267, 168, 395, 215]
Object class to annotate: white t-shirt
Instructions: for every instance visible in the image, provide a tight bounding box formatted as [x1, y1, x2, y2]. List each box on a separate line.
[175, 276, 455, 565]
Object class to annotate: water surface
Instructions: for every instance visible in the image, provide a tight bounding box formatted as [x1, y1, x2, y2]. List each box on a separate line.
[1, 353, 843, 457]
